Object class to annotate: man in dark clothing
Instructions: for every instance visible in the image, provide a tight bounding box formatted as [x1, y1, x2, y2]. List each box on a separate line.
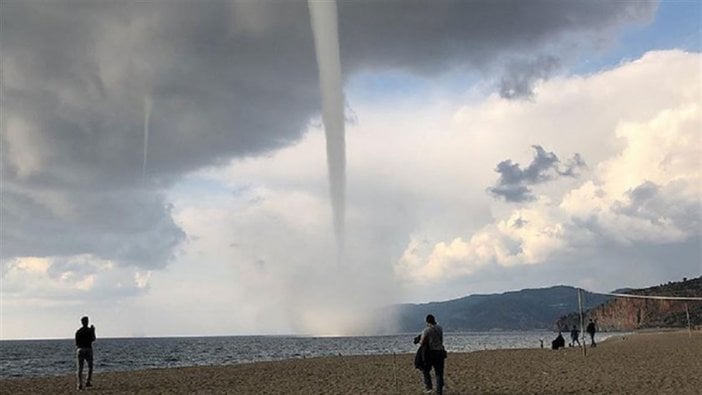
[417, 314, 447, 395]
[75, 316, 96, 390]
[570, 325, 581, 347]
[586, 319, 597, 347]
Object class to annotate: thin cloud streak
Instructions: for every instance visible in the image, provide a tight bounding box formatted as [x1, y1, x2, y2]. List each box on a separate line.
[142, 96, 152, 182]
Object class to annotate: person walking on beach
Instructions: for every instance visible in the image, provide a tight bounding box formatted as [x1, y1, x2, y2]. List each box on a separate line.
[570, 325, 581, 347]
[417, 314, 447, 395]
[586, 319, 597, 347]
[75, 316, 96, 390]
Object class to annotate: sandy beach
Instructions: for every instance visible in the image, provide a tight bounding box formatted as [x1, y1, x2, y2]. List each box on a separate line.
[2, 331, 700, 394]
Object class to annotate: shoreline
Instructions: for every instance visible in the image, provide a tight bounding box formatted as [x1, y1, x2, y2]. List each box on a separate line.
[0, 330, 561, 380]
[2, 331, 700, 394]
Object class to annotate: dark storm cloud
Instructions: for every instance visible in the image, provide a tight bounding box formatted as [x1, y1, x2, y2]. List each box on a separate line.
[338, 1, 656, 73]
[1, 1, 656, 269]
[489, 146, 586, 202]
[338, 1, 656, 97]
[2, 1, 315, 268]
[613, 181, 662, 222]
[2, 186, 184, 267]
[500, 56, 561, 99]
[611, 181, 700, 236]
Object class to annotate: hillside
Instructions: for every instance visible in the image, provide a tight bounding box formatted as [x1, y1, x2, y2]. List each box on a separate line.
[390, 286, 612, 333]
[556, 277, 702, 331]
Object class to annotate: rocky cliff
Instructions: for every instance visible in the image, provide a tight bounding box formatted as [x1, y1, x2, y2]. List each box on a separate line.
[556, 277, 702, 331]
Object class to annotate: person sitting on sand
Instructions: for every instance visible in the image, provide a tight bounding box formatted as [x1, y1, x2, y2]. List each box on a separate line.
[75, 316, 96, 390]
[570, 325, 581, 347]
[417, 314, 447, 395]
[552, 332, 565, 350]
[586, 319, 597, 347]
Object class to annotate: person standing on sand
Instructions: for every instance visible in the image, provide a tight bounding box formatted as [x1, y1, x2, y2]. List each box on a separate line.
[418, 314, 447, 395]
[570, 325, 581, 347]
[586, 319, 597, 347]
[75, 316, 96, 390]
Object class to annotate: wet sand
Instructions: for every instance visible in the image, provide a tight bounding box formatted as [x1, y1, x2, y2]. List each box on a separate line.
[2, 331, 700, 394]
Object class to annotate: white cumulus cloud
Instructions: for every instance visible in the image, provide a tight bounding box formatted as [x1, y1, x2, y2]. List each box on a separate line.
[396, 50, 701, 284]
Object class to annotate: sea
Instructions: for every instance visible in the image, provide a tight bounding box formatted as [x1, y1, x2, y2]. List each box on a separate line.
[0, 331, 619, 379]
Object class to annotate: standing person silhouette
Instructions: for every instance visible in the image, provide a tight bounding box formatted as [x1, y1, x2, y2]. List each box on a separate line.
[75, 316, 96, 390]
[586, 319, 597, 347]
[418, 314, 447, 395]
[570, 325, 581, 347]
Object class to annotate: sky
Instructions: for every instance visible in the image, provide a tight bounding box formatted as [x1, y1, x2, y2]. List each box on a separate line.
[1, 0, 701, 339]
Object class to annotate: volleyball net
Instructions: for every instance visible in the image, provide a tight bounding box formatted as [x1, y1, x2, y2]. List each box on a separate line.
[561, 282, 702, 353]
[593, 292, 702, 301]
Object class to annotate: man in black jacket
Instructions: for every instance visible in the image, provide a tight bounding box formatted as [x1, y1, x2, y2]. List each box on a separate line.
[75, 316, 96, 390]
[570, 325, 581, 347]
[586, 319, 597, 347]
